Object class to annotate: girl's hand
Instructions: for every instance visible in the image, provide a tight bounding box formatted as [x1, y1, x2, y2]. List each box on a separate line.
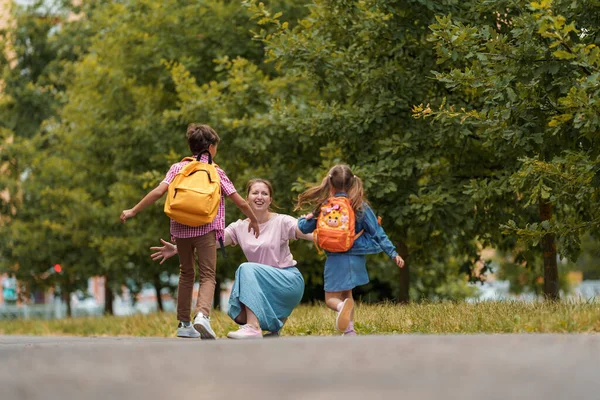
[394, 255, 405, 268]
[301, 213, 314, 220]
[150, 239, 177, 264]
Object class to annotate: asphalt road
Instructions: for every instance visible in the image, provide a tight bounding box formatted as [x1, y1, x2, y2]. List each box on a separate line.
[1, 334, 598, 400]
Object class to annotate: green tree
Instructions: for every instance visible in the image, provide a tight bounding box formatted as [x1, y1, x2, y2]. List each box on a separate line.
[414, 0, 600, 299]
[37, 0, 310, 312]
[0, 0, 95, 312]
[234, 0, 488, 301]
[565, 234, 600, 280]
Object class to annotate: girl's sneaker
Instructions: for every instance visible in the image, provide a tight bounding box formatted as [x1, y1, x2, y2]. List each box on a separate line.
[227, 324, 263, 339]
[335, 298, 354, 332]
[193, 312, 217, 339]
[177, 321, 200, 338]
[342, 321, 357, 336]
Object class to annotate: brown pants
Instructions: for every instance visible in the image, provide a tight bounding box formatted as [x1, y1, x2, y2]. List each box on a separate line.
[175, 231, 216, 322]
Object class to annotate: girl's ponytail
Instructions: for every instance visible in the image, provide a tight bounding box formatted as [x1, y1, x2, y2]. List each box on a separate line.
[347, 174, 367, 213]
[295, 175, 332, 214]
[295, 164, 367, 214]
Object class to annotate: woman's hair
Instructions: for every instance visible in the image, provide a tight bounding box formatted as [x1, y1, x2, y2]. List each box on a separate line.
[186, 123, 220, 154]
[246, 178, 280, 210]
[295, 165, 367, 214]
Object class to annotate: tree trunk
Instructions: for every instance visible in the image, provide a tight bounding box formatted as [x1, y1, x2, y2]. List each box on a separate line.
[540, 200, 559, 300]
[62, 291, 72, 318]
[153, 274, 164, 312]
[397, 239, 410, 304]
[104, 276, 114, 315]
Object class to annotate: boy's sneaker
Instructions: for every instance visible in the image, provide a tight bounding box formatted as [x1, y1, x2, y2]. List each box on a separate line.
[335, 298, 354, 332]
[227, 324, 263, 339]
[177, 321, 200, 338]
[193, 312, 217, 340]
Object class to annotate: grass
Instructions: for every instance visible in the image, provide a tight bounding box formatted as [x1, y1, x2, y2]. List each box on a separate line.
[1, 301, 599, 337]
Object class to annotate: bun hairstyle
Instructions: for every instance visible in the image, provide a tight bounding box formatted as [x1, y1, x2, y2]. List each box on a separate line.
[295, 164, 367, 214]
[187, 123, 220, 154]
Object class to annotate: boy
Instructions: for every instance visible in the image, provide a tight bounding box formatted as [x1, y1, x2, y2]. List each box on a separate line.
[120, 123, 259, 338]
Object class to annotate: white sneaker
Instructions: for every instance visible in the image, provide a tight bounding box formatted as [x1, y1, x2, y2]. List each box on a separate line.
[227, 324, 263, 339]
[335, 298, 354, 332]
[193, 312, 217, 339]
[177, 322, 200, 338]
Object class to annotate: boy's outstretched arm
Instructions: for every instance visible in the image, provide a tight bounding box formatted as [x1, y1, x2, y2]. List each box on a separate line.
[228, 192, 260, 238]
[120, 183, 168, 223]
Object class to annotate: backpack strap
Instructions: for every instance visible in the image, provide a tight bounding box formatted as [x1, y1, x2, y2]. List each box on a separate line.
[218, 237, 226, 259]
[313, 231, 324, 255]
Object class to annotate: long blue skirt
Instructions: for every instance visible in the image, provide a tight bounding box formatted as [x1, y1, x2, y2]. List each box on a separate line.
[227, 262, 305, 332]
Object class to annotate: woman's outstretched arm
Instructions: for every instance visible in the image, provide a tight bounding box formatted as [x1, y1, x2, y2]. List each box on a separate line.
[150, 238, 177, 264]
[295, 228, 313, 241]
[150, 232, 233, 264]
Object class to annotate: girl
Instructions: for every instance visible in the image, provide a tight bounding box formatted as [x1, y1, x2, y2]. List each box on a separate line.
[296, 165, 404, 336]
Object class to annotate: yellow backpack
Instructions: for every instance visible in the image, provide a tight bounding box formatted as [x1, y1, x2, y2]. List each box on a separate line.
[164, 151, 221, 227]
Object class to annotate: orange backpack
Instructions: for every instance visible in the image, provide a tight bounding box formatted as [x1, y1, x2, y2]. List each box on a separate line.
[164, 152, 221, 227]
[314, 197, 363, 252]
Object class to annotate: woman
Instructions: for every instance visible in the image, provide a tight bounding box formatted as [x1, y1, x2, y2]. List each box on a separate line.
[151, 178, 312, 339]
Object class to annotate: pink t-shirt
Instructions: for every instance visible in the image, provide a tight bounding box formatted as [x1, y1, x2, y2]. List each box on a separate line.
[225, 214, 298, 269]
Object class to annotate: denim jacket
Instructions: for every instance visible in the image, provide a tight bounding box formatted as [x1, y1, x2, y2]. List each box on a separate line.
[297, 193, 398, 259]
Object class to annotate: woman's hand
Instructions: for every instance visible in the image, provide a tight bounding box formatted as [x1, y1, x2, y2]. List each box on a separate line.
[150, 238, 178, 264]
[394, 255, 405, 268]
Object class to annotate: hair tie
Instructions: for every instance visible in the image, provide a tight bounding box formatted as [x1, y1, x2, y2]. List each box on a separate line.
[353, 175, 357, 178]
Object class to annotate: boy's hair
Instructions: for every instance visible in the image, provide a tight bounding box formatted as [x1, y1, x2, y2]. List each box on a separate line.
[246, 178, 280, 210]
[295, 165, 367, 215]
[187, 123, 220, 155]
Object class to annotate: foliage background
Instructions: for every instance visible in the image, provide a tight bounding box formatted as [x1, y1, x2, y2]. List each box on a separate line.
[1, 0, 598, 311]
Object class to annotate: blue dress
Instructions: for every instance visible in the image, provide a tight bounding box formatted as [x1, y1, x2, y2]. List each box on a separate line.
[297, 193, 399, 293]
[324, 254, 368, 292]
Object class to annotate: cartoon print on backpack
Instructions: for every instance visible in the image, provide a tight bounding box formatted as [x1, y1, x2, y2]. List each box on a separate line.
[312, 196, 361, 253]
[320, 203, 348, 230]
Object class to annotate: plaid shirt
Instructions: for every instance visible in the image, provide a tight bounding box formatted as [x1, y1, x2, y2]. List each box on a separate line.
[161, 154, 237, 240]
